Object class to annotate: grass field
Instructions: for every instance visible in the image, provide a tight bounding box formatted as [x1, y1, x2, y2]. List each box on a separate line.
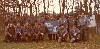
[0, 32, 100, 49]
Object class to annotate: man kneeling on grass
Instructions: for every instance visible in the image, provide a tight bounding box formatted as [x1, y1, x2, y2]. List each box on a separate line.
[33, 23, 44, 42]
[70, 25, 81, 43]
[4, 23, 15, 43]
[57, 24, 68, 43]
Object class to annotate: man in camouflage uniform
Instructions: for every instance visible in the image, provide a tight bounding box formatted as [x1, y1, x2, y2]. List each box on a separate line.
[68, 15, 77, 40]
[70, 25, 80, 43]
[68, 15, 77, 30]
[37, 16, 45, 24]
[48, 15, 56, 21]
[58, 16, 68, 28]
[57, 24, 68, 42]
[23, 22, 32, 42]
[15, 22, 22, 42]
[33, 23, 45, 42]
[4, 23, 15, 43]
[27, 16, 37, 26]
[78, 13, 90, 42]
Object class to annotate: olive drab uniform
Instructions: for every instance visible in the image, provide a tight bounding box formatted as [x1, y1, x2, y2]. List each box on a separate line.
[70, 26, 80, 43]
[78, 15, 90, 42]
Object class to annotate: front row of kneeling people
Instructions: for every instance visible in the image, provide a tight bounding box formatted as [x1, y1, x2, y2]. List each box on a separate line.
[4, 23, 86, 43]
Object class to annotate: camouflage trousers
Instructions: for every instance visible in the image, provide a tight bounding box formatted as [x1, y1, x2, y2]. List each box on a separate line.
[5, 34, 16, 42]
[15, 33, 22, 42]
[58, 33, 68, 42]
[70, 33, 81, 43]
[24, 33, 33, 42]
[33, 33, 44, 42]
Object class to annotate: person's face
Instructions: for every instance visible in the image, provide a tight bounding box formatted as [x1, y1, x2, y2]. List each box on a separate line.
[78, 14, 82, 18]
[45, 15, 48, 17]
[35, 23, 38, 26]
[69, 16, 73, 18]
[10, 24, 13, 27]
[17, 23, 20, 26]
[60, 26, 64, 29]
[68, 16, 70, 19]
[72, 26, 76, 29]
[82, 13, 84, 16]
[25, 22, 29, 26]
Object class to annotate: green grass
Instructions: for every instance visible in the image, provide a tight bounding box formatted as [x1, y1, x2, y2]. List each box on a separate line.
[0, 33, 100, 49]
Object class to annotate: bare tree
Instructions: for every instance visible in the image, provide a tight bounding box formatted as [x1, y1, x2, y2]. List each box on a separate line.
[43, 0, 46, 14]
[62, 0, 65, 16]
[30, 3, 32, 16]
[84, 0, 88, 15]
[47, 0, 49, 13]
[33, 0, 37, 16]
[59, 0, 61, 14]
[89, 0, 93, 15]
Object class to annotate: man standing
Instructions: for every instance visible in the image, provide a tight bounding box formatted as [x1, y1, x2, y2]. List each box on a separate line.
[68, 15, 77, 40]
[15, 22, 22, 42]
[78, 13, 90, 42]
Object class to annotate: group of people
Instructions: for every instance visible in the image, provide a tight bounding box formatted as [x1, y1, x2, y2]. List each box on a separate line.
[4, 13, 90, 43]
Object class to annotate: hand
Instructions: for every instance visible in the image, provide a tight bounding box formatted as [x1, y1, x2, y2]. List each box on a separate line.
[63, 34, 66, 37]
[19, 33, 22, 35]
[29, 34, 31, 36]
[59, 37, 61, 39]
[74, 33, 77, 36]
[41, 33, 44, 35]
[10, 35, 12, 37]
